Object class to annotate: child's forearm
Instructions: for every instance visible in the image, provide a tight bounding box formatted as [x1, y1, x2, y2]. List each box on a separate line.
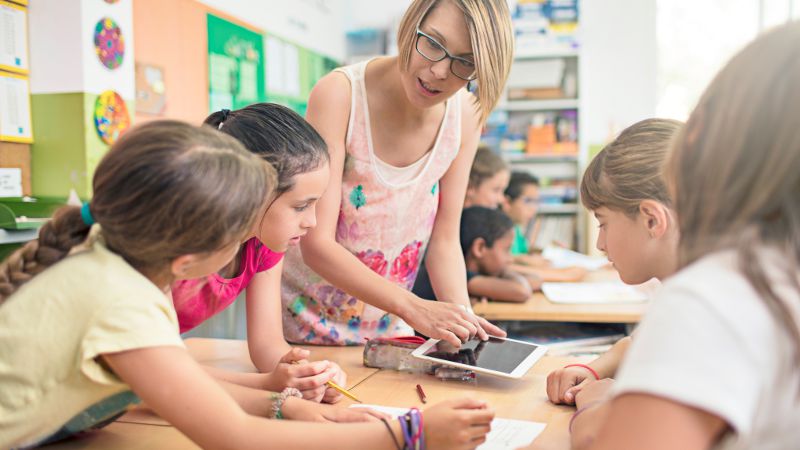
[249, 339, 293, 373]
[501, 270, 534, 296]
[571, 401, 610, 450]
[203, 365, 269, 390]
[589, 337, 631, 379]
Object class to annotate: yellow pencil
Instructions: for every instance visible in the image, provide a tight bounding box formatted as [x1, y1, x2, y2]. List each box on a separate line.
[326, 379, 362, 403]
[291, 360, 362, 403]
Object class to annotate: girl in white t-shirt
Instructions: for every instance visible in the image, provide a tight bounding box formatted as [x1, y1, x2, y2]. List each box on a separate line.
[572, 22, 800, 450]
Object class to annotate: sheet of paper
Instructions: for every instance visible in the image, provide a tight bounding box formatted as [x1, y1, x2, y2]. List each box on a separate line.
[0, 72, 32, 143]
[542, 246, 609, 271]
[0, 2, 29, 74]
[351, 404, 546, 450]
[542, 281, 648, 304]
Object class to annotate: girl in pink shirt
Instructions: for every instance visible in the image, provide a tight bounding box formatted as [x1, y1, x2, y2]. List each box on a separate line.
[172, 103, 345, 403]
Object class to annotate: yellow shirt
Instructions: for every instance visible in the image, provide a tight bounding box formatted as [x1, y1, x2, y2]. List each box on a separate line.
[0, 228, 185, 448]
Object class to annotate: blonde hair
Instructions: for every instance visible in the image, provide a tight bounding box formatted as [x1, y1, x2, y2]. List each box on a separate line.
[397, 0, 514, 123]
[666, 22, 800, 359]
[469, 146, 508, 188]
[581, 118, 683, 217]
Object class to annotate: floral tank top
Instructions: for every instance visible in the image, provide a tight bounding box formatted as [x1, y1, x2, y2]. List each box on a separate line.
[281, 59, 463, 345]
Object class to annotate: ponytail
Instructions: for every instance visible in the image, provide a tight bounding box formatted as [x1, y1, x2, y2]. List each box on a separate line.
[0, 206, 91, 303]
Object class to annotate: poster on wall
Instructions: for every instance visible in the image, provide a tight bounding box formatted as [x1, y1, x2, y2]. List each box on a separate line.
[0, 72, 33, 143]
[0, 1, 29, 74]
[94, 90, 130, 145]
[207, 14, 265, 112]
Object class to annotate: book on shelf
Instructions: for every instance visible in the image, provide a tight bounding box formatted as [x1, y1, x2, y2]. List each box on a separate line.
[531, 214, 576, 250]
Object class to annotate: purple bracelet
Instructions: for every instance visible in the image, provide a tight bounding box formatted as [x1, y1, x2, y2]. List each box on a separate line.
[399, 414, 413, 449]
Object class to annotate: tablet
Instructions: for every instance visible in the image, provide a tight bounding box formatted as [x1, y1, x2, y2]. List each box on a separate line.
[411, 336, 547, 379]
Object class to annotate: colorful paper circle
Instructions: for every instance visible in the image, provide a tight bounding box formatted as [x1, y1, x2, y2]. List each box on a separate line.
[94, 90, 130, 145]
[104, 0, 121, 4]
[94, 17, 125, 70]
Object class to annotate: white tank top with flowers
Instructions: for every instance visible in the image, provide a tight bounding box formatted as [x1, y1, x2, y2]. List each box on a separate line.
[281, 59, 463, 345]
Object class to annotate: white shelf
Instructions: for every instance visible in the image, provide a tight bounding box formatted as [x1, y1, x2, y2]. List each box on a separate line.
[497, 98, 579, 111]
[538, 203, 579, 215]
[514, 49, 579, 60]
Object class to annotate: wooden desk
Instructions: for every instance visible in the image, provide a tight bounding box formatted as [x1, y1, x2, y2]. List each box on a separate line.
[43, 340, 582, 450]
[118, 338, 379, 427]
[473, 270, 650, 323]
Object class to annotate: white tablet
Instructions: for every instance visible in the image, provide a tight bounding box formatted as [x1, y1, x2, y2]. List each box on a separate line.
[411, 336, 547, 379]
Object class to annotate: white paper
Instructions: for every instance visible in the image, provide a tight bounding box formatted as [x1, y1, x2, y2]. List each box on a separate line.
[542, 281, 649, 304]
[0, 168, 22, 197]
[0, 73, 32, 142]
[0, 2, 28, 73]
[542, 246, 609, 271]
[351, 404, 546, 450]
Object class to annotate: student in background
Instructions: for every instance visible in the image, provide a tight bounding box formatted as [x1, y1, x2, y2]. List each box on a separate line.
[285, 0, 514, 346]
[416, 206, 541, 303]
[572, 23, 800, 449]
[172, 103, 346, 403]
[464, 146, 510, 209]
[503, 171, 586, 281]
[0, 121, 494, 450]
[545, 118, 683, 406]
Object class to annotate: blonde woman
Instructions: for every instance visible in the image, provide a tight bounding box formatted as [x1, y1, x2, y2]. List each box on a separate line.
[572, 22, 800, 450]
[282, 0, 514, 346]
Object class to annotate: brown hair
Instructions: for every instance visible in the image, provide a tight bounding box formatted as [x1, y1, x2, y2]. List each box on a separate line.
[397, 0, 514, 123]
[666, 23, 800, 359]
[0, 120, 275, 302]
[581, 118, 683, 216]
[468, 146, 508, 189]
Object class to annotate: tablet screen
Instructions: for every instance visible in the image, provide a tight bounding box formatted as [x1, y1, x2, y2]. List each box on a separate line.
[421, 337, 539, 374]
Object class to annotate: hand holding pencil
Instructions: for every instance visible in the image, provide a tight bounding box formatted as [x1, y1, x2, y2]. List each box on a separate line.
[275, 348, 355, 403]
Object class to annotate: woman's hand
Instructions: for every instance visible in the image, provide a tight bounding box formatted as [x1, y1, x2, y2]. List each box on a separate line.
[423, 398, 494, 450]
[281, 397, 389, 422]
[401, 296, 505, 347]
[546, 365, 597, 405]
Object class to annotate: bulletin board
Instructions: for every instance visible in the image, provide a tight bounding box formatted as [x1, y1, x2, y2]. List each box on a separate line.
[207, 13, 266, 112]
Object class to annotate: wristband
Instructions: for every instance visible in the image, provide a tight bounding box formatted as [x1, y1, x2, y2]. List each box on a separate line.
[380, 417, 402, 450]
[569, 400, 602, 433]
[564, 363, 600, 380]
[268, 387, 302, 419]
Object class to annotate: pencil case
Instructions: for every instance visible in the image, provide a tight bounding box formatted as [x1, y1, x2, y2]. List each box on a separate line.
[363, 336, 475, 380]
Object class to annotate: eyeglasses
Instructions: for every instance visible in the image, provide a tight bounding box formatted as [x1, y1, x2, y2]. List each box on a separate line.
[415, 29, 477, 81]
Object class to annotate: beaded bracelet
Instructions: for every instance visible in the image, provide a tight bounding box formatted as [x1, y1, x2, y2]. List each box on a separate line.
[268, 387, 302, 420]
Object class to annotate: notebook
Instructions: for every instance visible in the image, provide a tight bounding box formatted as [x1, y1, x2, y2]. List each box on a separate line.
[351, 404, 546, 450]
[542, 281, 649, 304]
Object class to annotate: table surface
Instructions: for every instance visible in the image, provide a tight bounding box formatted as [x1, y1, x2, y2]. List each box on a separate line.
[473, 269, 650, 323]
[44, 339, 585, 449]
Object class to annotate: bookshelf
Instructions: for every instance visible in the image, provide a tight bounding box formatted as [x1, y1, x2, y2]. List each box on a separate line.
[482, 0, 583, 252]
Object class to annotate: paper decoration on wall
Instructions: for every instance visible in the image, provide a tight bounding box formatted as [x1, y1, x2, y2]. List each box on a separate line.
[0, 1, 29, 74]
[94, 17, 125, 70]
[94, 90, 130, 145]
[207, 14, 265, 112]
[135, 63, 166, 115]
[0, 71, 33, 143]
[104, 0, 121, 3]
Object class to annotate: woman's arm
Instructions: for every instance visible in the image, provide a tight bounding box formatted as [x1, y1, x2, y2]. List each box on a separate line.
[425, 91, 506, 336]
[300, 72, 488, 347]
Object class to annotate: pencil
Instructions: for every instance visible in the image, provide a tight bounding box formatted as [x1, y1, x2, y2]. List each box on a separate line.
[326, 379, 362, 403]
[416, 384, 427, 404]
[289, 360, 362, 403]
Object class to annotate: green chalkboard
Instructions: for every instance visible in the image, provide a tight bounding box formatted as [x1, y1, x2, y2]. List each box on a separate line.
[207, 14, 266, 112]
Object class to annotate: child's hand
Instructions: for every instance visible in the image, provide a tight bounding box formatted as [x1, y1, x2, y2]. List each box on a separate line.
[574, 378, 615, 409]
[546, 366, 596, 405]
[321, 361, 347, 404]
[423, 398, 494, 450]
[281, 397, 388, 422]
[266, 359, 336, 402]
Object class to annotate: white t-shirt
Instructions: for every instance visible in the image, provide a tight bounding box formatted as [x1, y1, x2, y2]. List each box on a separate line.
[613, 249, 800, 450]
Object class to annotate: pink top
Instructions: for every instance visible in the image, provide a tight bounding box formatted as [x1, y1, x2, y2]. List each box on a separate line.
[172, 238, 284, 333]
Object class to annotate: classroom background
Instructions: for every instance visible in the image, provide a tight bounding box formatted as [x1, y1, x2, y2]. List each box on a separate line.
[0, 0, 796, 340]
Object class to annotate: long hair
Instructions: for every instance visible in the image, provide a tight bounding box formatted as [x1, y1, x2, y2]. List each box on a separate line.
[0, 120, 276, 302]
[581, 118, 682, 216]
[397, 0, 514, 123]
[666, 22, 800, 360]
